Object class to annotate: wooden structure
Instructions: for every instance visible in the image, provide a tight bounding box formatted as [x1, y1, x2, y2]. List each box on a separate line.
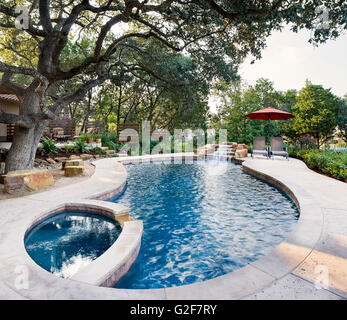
[84, 120, 104, 134]
[47, 117, 76, 141]
[117, 123, 140, 142]
[0, 91, 20, 142]
[6, 124, 15, 142]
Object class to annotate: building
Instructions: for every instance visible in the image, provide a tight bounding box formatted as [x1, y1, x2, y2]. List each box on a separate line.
[0, 89, 20, 143]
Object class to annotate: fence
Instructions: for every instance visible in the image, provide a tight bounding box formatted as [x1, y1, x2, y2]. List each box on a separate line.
[117, 123, 140, 142]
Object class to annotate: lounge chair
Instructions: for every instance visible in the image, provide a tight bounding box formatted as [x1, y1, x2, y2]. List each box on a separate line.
[251, 137, 269, 159]
[270, 137, 288, 160]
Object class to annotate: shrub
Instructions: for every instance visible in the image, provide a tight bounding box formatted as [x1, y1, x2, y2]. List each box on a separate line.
[63, 144, 75, 153]
[41, 137, 59, 154]
[101, 132, 117, 150]
[74, 139, 88, 153]
[289, 148, 347, 182]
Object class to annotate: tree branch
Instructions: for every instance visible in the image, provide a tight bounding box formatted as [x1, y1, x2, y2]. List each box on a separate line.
[39, 0, 53, 32]
[0, 109, 33, 129]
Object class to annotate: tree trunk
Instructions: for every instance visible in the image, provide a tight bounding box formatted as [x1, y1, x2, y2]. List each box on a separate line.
[117, 85, 122, 129]
[4, 90, 48, 173]
[81, 89, 92, 133]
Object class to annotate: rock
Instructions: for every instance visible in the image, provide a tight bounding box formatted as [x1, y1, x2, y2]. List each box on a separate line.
[237, 144, 248, 150]
[235, 149, 248, 158]
[69, 155, 81, 160]
[38, 159, 49, 166]
[3, 169, 54, 194]
[80, 153, 93, 160]
[106, 150, 116, 156]
[100, 147, 109, 151]
[94, 154, 100, 159]
[62, 159, 84, 170]
[64, 166, 85, 177]
[54, 157, 68, 163]
[46, 158, 56, 164]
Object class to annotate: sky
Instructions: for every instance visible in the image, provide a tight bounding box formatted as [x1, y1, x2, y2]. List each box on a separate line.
[209, 27, 347, 113]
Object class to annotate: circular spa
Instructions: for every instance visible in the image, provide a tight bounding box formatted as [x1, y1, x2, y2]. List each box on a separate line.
[111, 160, 299, 289]
[25, 211, 122, 279]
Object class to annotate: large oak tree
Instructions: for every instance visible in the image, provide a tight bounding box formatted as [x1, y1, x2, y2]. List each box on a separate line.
[0, 0, 346, 172]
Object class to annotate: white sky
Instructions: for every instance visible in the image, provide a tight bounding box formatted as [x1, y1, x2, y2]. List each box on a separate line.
[209, 27, 347, 113]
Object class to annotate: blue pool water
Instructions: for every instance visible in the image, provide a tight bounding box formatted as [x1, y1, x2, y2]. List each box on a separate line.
[112, 160, 299, 289]
[25, 211, 122, 278]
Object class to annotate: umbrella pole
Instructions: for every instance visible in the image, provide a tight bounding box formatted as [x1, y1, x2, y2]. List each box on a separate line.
[267, 115, 270, 157]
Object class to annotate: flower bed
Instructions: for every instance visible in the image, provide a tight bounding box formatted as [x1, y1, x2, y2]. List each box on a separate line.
[288, 148, 347, 182]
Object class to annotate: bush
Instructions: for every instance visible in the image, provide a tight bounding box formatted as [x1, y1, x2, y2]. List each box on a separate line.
[101, 132, 117, 150]
[289, 148, 347, 182]
[41, 137, 59, 154]
[74, 139, 88, 153]
[63, 144, 75, 153]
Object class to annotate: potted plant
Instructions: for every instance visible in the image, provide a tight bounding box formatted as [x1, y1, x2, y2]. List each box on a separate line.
[85, 133, 93, 144]
[93, 133, 102, 144]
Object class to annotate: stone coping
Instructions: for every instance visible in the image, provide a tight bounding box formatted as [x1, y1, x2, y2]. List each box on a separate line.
[0, 155, 346, 299]
[115, 152, 196, 164]
[24, 200, 143, 288]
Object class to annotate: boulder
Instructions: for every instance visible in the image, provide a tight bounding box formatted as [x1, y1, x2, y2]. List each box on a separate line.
[46, 158, 56, 164]
[80, 153, 93, 160]
[3, 169, 54, 194]
[237, 144, 248, 150]
[62, 159, 84, 170]
[64, 166, 85, 177]
[235, 149, 248, 158]
[54, 157, 68, 163]
[106, 150, 116, 157]
[69, 155, 81, 160]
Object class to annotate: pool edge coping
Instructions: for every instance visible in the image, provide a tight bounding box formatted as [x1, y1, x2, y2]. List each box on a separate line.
[0, 154, 345, 299]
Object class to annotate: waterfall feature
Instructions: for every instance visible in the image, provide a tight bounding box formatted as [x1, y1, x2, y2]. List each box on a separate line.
[208, 144, 235, 161]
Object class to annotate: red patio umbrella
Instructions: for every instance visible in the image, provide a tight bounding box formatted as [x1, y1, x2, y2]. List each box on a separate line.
[245, 106, 294, 143]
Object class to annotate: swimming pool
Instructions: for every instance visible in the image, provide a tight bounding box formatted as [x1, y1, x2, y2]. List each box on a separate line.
[25, 211, 122, 278]
[111, 160, 299, 289]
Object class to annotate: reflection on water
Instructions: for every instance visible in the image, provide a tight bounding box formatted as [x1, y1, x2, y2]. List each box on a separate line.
[25, 212, 122, 278]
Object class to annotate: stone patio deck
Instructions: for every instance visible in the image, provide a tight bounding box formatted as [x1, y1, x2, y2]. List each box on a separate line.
[0, 155, 346, 299]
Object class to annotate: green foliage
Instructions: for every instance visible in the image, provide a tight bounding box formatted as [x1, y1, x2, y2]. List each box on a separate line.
[78, 133, 94, 143]
[212, 78, 295, 144]
[336, 95, 347, 141]
[41, 137, 59, 154]
[63, 144, 75, 153]
[74, 139, 88, 153]
[289, 148, 347, 182]
[285, 84, 339, 147]
[101, 132, 117, 151]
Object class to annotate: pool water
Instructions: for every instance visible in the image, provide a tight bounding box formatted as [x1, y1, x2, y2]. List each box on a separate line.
[25, 211, 122, 278]
[112, 160, 299, 289]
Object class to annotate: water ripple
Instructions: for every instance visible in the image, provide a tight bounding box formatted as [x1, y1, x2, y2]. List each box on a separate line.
[112, 161, 299, 289]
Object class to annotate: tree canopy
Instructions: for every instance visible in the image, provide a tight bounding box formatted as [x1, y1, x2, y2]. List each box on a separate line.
[287, 83, 339, 147]
[0, 0, 346, 172]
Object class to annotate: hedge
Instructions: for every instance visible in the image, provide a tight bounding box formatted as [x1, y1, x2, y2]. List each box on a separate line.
[288, 148, 347, 182]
